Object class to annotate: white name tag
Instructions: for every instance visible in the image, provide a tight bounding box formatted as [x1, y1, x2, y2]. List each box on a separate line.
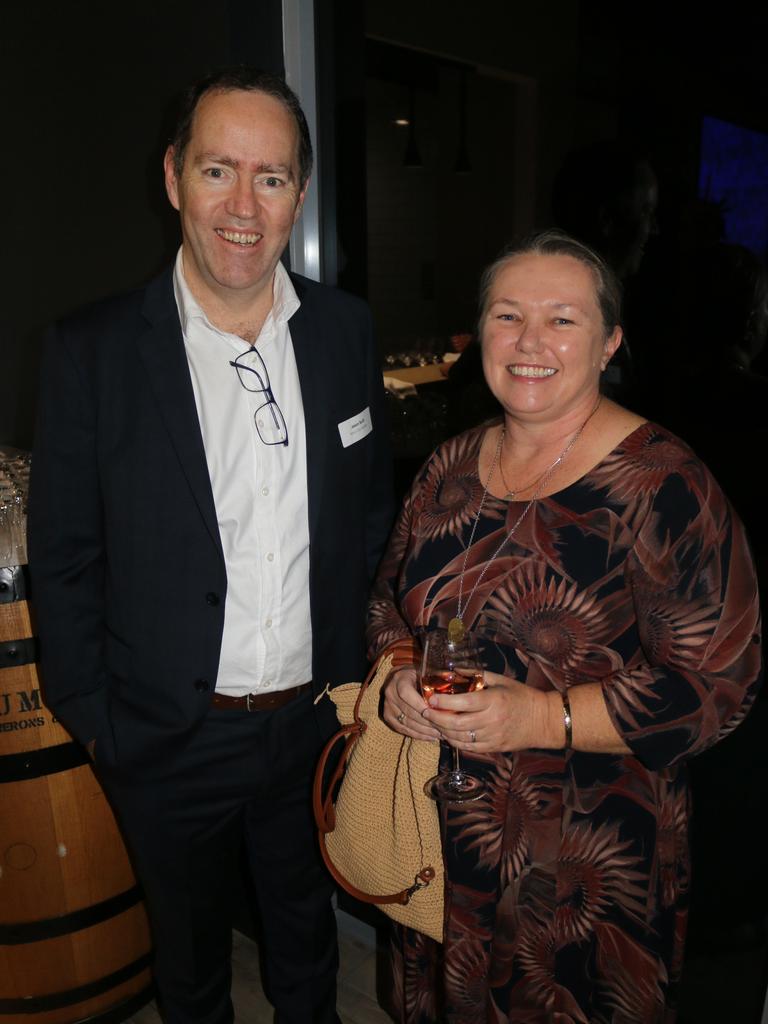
[338, 407, 373, 448]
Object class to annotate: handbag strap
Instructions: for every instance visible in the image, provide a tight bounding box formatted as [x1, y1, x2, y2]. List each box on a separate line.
[312, 722, 361, 833]
[312, 639, 435, 906]
[312, 652, 384, 833]
[383, 635, 420, 670]
[350, 635, 417, 722]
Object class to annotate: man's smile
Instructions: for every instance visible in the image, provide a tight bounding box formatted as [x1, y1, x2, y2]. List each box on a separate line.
[215, 228, 262, 246]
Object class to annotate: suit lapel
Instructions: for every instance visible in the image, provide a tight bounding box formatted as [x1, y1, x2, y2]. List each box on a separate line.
[289, 280, 327, 541]
[136, 272, 223, 558]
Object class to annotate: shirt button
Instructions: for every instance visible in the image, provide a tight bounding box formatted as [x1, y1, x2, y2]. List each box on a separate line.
[205, 592, 220, 606]
[265, 618, 272, 628]
[262, 487, 269, 496]
[266, 552, 274, 562]
[194, 679, 210, 692]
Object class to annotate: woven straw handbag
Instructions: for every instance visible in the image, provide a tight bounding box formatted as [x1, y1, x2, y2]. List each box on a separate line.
[312, 640, 444, 942]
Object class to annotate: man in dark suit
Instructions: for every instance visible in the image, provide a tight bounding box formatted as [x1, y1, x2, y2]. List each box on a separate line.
[28, 67, 392, 1024]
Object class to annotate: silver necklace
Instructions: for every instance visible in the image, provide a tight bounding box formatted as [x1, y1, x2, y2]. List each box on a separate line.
[447, 398, 601, 644]
[498, 455, 546, 501]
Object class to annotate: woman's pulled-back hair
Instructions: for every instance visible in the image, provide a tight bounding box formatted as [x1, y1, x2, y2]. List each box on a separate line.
[478, 229, 623, 336]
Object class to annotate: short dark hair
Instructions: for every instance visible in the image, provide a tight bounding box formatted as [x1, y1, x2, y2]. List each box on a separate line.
[478, 229, 623, 336]
[169, 66, 313, 188]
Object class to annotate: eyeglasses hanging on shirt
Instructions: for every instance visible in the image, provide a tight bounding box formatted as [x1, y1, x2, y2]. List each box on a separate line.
[229, 347, 289, 447]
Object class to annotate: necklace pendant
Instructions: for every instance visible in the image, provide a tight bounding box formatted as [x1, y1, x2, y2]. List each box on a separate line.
[447, 617, 466, 644]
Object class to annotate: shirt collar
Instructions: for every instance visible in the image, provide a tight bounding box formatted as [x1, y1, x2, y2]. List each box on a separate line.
[172, 248, 300, 337]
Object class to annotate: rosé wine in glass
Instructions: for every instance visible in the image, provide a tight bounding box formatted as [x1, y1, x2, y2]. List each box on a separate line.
[419, 629, 486, 803]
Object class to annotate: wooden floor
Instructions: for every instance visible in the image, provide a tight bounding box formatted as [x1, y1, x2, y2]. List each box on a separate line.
[125, 914, 392, 1024]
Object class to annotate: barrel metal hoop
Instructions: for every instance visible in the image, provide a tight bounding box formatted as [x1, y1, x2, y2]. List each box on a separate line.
[0, 885, 144, 945]
[0, 953, 152, 1012]
[0, 635, 38, 669]
[0, 741, 89, 783]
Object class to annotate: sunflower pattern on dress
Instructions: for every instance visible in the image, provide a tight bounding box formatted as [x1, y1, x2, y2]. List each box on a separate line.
[367, 422, 761, 1023]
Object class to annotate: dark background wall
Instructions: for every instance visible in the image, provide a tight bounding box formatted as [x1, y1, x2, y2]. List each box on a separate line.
[3, 1, 768, 446]
[2, 0, 283, 449]
[337, 2, 768, 358]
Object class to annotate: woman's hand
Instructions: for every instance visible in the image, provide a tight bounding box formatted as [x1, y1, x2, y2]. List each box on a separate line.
[381, 667, 442, 742]
[421, 670, 555, 753]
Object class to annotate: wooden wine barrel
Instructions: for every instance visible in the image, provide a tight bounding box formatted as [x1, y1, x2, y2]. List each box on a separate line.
[0, 564, 153, 1024]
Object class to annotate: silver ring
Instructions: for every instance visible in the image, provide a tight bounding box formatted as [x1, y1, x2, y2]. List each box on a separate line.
[396, 711, 406, 724]
[469, 729, 476, 743]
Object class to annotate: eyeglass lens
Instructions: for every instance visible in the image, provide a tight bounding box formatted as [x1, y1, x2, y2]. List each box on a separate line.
[230, 348, 289, 446]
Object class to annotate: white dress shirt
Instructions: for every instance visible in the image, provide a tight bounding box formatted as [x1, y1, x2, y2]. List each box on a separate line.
[173, 251, 313, 695]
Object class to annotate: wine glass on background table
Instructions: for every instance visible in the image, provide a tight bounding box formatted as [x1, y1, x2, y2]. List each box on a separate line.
[420, 628, 486, 802]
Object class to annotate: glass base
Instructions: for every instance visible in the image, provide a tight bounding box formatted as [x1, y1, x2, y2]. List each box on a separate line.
[424, 769, 485, 803]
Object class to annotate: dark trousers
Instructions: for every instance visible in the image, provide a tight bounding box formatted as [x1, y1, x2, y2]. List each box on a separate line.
[101, 692, 339, 1024]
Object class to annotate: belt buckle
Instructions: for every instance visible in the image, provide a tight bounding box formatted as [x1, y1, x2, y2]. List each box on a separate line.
[246, 692, 255, 712]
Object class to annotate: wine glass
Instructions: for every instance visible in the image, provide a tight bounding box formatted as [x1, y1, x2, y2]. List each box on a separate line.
[420, 628, 486, 802]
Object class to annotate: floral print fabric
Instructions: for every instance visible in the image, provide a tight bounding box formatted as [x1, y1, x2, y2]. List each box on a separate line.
[367, 422, 761, 1023]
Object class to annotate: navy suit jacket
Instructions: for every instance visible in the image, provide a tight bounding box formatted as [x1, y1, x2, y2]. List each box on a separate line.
[28, 268, 393, 777]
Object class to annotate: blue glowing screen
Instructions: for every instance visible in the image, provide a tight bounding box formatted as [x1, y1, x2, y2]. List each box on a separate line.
[699, 115, 768, 259]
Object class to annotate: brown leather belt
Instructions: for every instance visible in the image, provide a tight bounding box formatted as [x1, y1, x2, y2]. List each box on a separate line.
[210, 682, 312, 712]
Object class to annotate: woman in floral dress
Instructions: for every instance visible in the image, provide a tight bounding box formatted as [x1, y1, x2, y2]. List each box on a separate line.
[367, 230, 761, 1023]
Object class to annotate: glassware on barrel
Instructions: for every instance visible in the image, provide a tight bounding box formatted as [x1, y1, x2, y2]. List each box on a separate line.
[0, 449, 31, 568]
[420, 628, 486, 802]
